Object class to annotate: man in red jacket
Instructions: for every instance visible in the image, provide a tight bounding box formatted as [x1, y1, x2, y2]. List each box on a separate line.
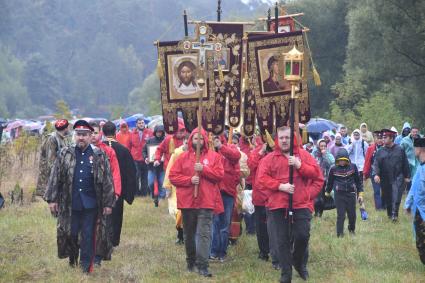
[129, 118, 152, 196]
[363, 130, 385, 210]
[249, 142, 279, 268]
[169, 128, 224, 278]
[210, 134, 241, 262]
[257, 126, 324, 283]
[154, 120, 186, 171]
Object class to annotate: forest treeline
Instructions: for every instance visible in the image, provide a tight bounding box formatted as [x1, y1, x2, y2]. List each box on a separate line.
[1, 0, 424, 130]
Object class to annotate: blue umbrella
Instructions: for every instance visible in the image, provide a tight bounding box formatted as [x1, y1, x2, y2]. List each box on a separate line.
[306, 118, 338, 133]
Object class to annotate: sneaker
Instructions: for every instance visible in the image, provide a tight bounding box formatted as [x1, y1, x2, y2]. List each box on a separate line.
[272, 263, 281, 270]
[209, 255, 220, 261]
[258, 253, 269, 261]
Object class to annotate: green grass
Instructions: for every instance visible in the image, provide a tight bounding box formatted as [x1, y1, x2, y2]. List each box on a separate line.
[1, 186, 424, 283]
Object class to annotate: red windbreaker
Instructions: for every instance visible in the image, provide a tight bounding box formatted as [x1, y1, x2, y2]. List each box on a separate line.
[116, 122, 131, 149]
[257, 137, 324, 212]
[129, 127, 153, 161]
[363, 143, 377, 179]
[216, 138, 241, 199]
[169, 128, 224, 210]
[248, 145, 270, 206]
[155, 121, 186, 170]
[96, 142, 122, 197]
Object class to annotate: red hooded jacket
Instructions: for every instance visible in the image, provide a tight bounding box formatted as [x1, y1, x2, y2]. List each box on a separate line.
[257, 135, 324, 212]
[215, 137, 241, 199]
[248, 145, 270, 206]
[169, 128, 224, 210]
[116, 122, 131, 150]
[155, 120, 186, 170]
[129, 127, 153, 162]
[96, 142, 122, 197]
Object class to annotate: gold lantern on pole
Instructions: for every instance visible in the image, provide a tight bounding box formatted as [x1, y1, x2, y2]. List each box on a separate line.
[283, 45, 303, 96]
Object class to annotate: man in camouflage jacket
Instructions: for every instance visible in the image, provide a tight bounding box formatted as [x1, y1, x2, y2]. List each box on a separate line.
[36, 119, 71, 196]
[44, 120, 115, 273]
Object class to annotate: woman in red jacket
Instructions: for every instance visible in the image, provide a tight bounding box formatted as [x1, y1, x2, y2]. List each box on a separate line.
[210, 134, 241, 262]
[257, 126, 324, 283]
[169, 128, 224, 278]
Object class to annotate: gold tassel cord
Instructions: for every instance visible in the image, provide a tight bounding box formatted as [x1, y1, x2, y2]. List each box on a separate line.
[302, 30, 321, 87]
[169, 138, 175, 155]
[156, 41, 164, 80]
[265, 129, 275, 149]
[312, 65, 321, 87]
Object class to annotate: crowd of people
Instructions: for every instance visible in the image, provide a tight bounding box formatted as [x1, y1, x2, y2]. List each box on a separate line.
[36, 118, 425, 282]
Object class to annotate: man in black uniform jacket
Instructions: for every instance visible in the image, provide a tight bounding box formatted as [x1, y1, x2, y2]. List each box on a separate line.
[373, 129, 410, 222]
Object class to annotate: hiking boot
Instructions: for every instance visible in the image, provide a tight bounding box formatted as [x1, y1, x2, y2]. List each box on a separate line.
[294, 265, 309, 281]
[198, 268, 212, 277]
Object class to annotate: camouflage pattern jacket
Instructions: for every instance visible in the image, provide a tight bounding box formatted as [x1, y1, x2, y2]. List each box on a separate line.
[36, 132, 70, 196]
[44, 145, 115, 260]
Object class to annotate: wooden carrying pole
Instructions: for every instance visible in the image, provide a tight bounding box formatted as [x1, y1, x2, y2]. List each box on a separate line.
[194, 72, 205, 198]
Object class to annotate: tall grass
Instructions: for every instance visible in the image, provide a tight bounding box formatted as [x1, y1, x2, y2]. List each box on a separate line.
[1, 187, 424, 282]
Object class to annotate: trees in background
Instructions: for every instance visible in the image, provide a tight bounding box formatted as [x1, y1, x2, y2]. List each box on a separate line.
[1, 0, 424, 131]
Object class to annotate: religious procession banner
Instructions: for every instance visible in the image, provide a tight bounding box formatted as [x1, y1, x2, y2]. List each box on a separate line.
[157, 39, 216, 134]
[244, 30, 311, 135]
[208, 23, 244, 134]
[157, 23, 244, 135]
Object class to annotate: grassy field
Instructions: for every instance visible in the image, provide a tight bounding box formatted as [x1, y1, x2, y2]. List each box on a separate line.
[1, 184, 425, 283]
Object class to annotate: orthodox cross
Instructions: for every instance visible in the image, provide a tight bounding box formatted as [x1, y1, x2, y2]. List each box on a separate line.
[182, 23, 222, 71]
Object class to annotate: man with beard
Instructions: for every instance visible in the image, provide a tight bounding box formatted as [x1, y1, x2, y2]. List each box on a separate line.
[373, 129, 410, 221]
[36, 119, 71, 196]
[364, 131, 385, 210]
[102, 121, 137, 247]
[44, 120, 114, 273]
[169, 128, 224, 278]
[257, 126, 323, 283]
[129, 118, 152, 196]
[175, 61, 200, 95]
[143, 125, 166, 205]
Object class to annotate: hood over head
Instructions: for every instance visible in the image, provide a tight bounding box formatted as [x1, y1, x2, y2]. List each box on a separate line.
[187, 128, 209, 153]
[335, 148, 350, 162]
[154, 124, 165, 136]
[402, 122, 411, 131]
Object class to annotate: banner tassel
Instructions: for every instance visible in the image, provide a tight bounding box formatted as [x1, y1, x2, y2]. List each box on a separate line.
[312, 65, 321, 86]
[265, 129, 275, 149]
